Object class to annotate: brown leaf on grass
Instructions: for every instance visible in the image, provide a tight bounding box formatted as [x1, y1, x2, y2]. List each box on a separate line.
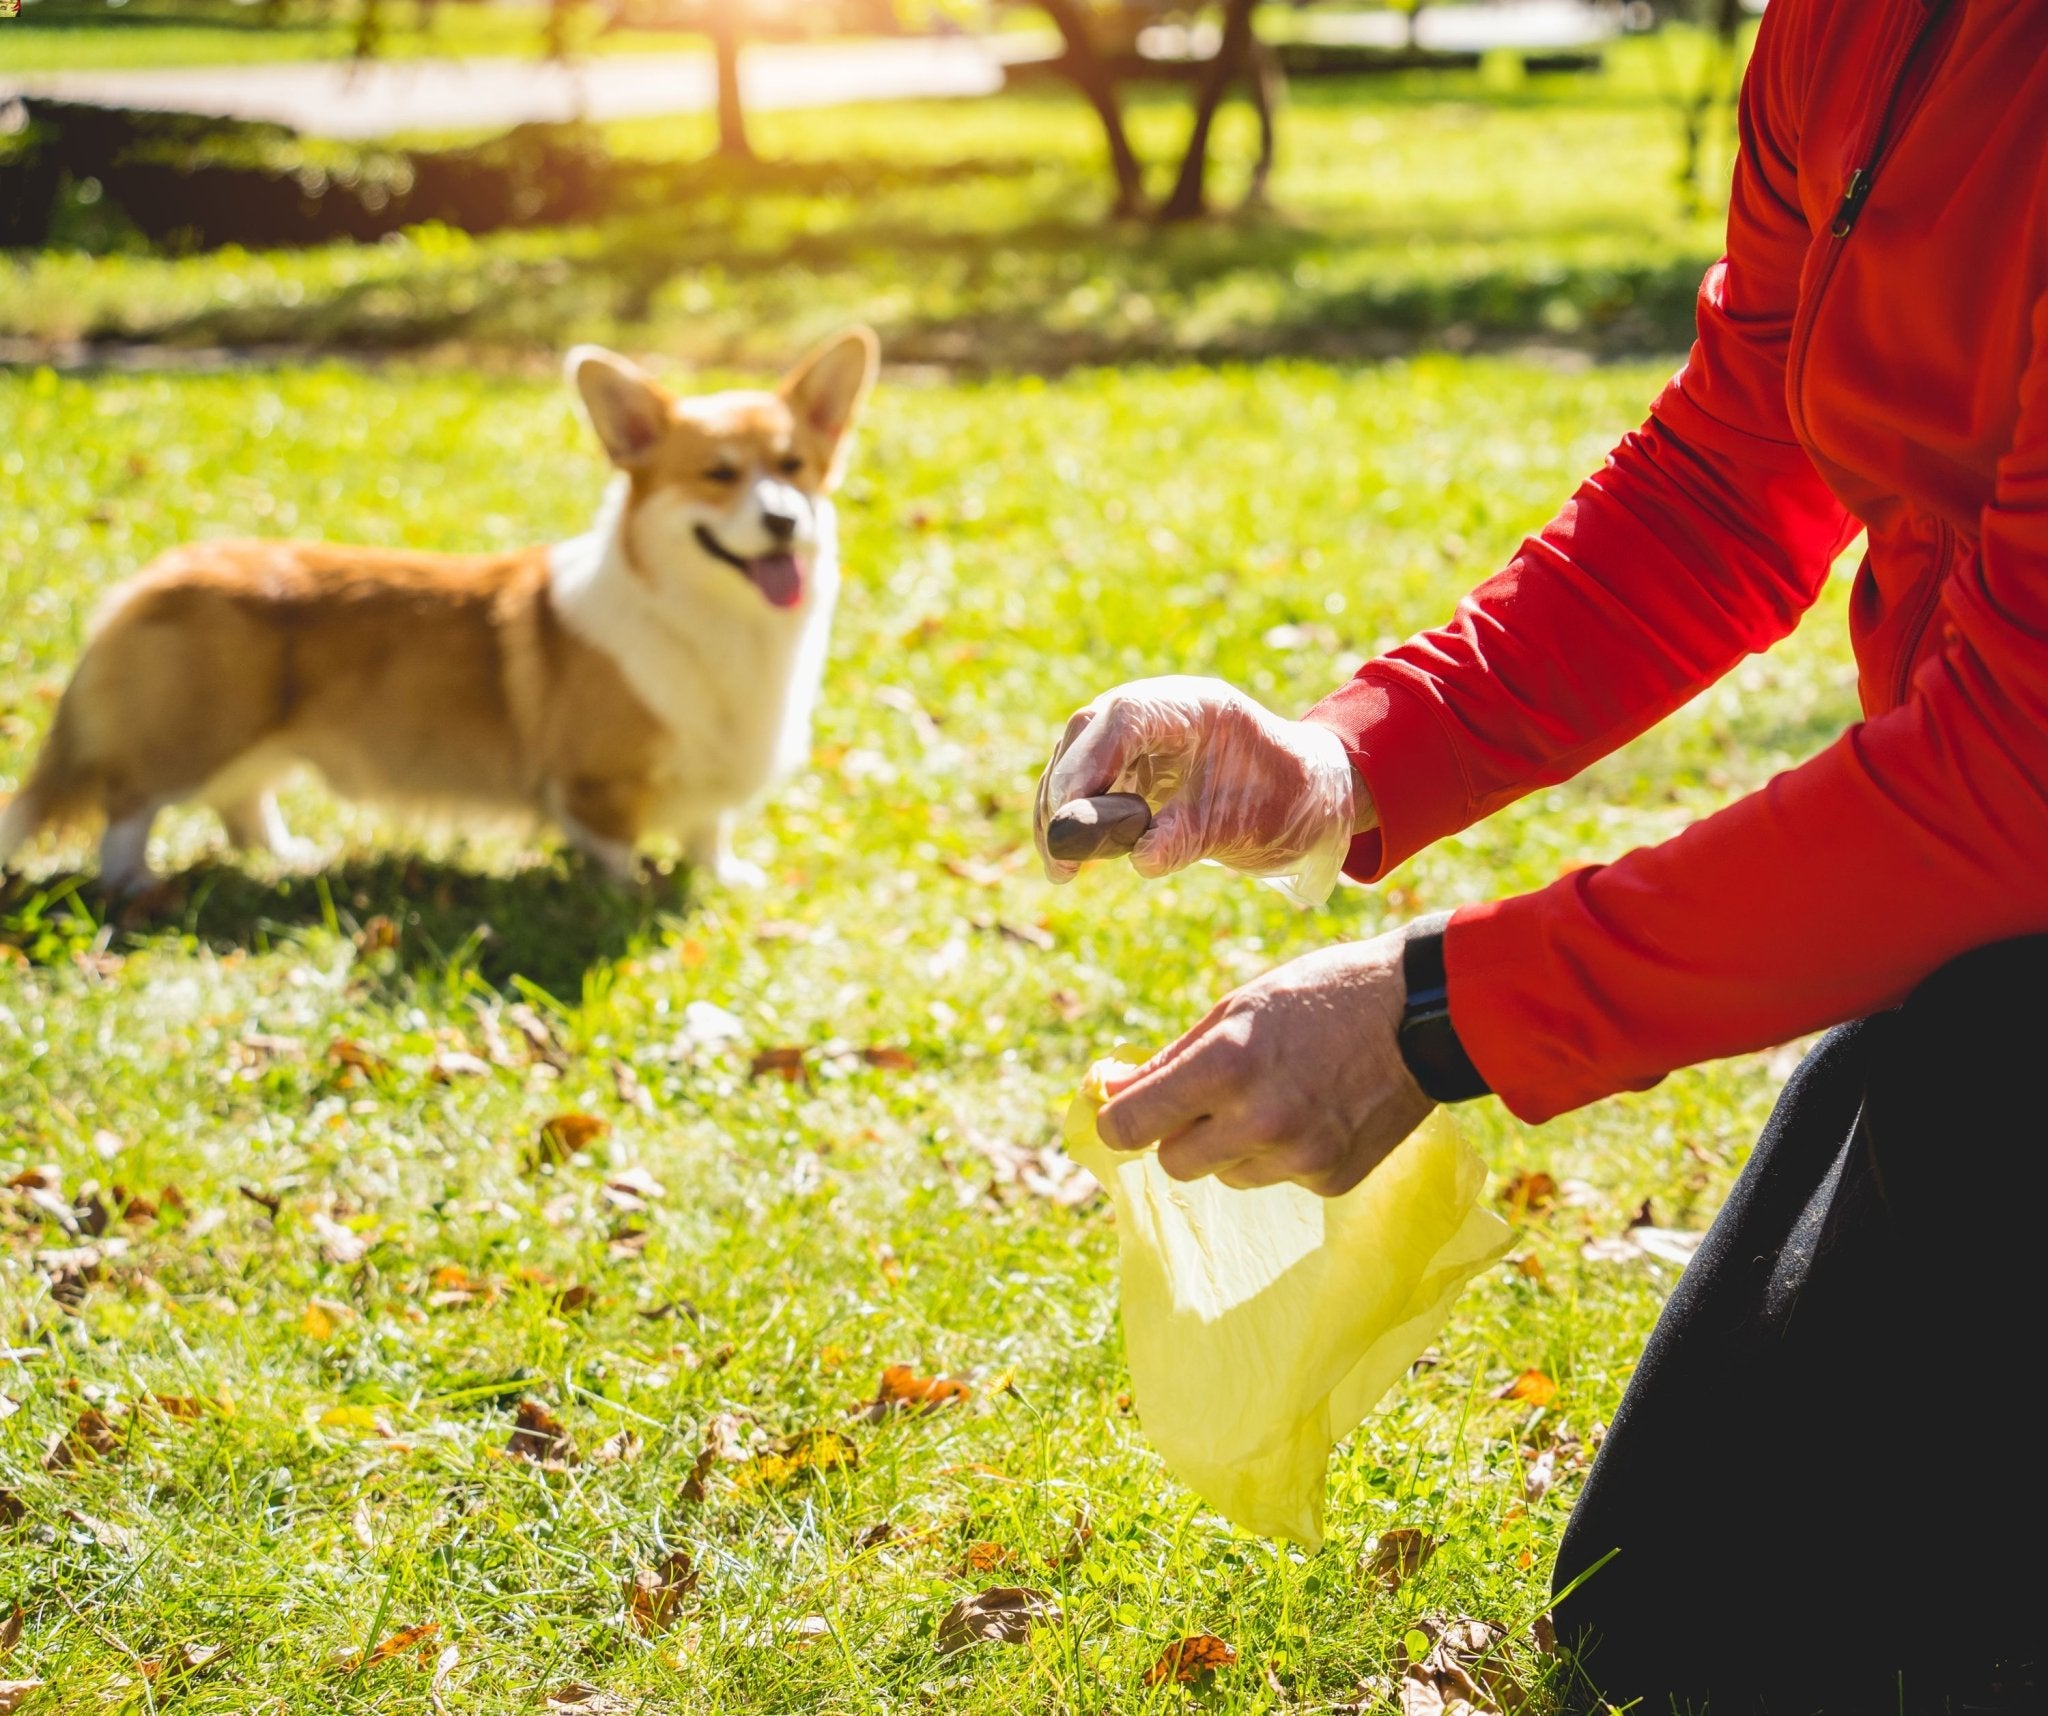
[534, 1113, 608, 1167]
[506, 1400, 578, 1467]
[681, 1410, 757, 1502]
[139, 1641, 225, 1682]
[961, 1541, 1021, 1574]
[967, 1132, 1100, 1209]
[1366, 1527, 1440, 1592]
[1496, 1171, 1557, 1220]
[546, 1686, 632, 1714]
[748, 1046, 810, 1083]
[1145, 1634, 1239, 1686]
[426, 1264, 496, 1309]
[861, 1363, 970, 1419]
[428, 1051, 493, 1082]
[328, 1621, 440, 1674]
[0, 1680, 43, 1714]
[238, 1183, 282, 1220]
[1394, 1615, 1522, 1716]
[600, 1166, 665, 1212]
[506, 1003, 569, 1069]
[623, 1549, 697, 1635]
[859, 1046, 918, 1073]
[0, 1491, 23, 1531]
[935, 1587, 1061, 1656]
[353, 915, 399, 956]
[594, 1430, 642, 1465]
[1496, 1369, 1559, 1408]
[1522, 1448, 1557, 1505]
[142, 1393, 227, 1423]
[327, 1037, 388, 1078]
[311, 1212, 374, 1267]
[610, 1058, 653, 1113]
[0, 1603, 18, 1655]
[233, 1031, 306, 1068]
[44, 1406, 121, 1472]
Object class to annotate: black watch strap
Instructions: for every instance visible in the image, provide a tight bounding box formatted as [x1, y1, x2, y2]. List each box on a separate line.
[1397, 914, 1491, 1103]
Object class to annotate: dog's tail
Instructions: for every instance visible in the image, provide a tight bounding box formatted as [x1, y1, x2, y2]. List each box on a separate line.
[0, 697, 97, 869]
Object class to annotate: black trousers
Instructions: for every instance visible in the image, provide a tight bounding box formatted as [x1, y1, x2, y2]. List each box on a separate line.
[1553, 937, 2044, 1715]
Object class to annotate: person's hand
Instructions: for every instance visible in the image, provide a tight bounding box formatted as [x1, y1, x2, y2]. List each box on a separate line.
[1034, 676, 1368, 908]
[1095, 929, 1433, 1196]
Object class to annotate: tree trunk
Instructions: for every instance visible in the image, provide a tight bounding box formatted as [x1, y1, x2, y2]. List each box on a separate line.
[1241, 33, 1281, 209]
[1158, 0, 1259, 223]
[1036, 0, 1147, 216]
[710, 2, 753, 161]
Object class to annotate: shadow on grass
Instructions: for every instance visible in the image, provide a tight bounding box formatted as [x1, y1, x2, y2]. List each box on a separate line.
[2, 851, 692, 995]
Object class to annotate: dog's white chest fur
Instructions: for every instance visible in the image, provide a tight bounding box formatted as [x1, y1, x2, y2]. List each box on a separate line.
[546, 479, 837, 828]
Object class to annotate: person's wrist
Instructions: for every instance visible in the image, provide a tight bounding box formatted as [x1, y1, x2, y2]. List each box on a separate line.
[1394, 914, 1490, 1103]
[1351, 762, 1379, 834]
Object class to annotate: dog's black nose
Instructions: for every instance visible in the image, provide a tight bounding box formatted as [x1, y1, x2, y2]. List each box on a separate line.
[760, 506, 799, 544]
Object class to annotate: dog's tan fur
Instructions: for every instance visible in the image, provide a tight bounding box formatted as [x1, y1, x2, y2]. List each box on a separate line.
[0, 327, 878, 891]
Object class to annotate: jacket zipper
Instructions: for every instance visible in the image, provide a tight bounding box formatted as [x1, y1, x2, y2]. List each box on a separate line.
[1786, 0, 1959, 449]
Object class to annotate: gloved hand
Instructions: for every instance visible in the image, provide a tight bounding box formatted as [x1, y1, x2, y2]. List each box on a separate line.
[1034, 675, 1363, 908]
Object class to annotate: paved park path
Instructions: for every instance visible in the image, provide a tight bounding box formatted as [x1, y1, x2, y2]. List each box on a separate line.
[2, 1, 1623, 139]
[1, 34, 1030, 138]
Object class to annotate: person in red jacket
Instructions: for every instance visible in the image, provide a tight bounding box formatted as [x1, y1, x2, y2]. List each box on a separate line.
[1036, 0, 2043, 1706]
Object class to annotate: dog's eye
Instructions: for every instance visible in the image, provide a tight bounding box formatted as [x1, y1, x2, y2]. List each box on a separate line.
[705, 464, 740, 484]
[777, 454, 804, 476]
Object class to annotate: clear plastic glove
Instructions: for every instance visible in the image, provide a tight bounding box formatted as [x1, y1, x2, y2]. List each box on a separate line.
[1034, 676, 1358, 909]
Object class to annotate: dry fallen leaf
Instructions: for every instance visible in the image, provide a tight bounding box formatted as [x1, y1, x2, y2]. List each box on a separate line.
[139, 1641, 224, 1682]
[237, 1182, 283, 1220]
[681, 1409, 757, 1502]
[327, 1037, 388, 1078]
[1496, 1170, 1557, 1219]
[1367, 1526, 1440, 1592]
[748, 1046, 810, 1083]
[44, 1406, 121, 1472]
[862, 1363, 970, 1418]
[1496, 1369, 1559, 1408]
[935, 1587, 1062, 1655]
[311, 1212, 374, 1267]
[1394, 1614, 1522, 1716]
[0, 1491, 23, 1531]
[859, 1045, 918, 1073]
[506, 1400, 577, 1467]
[601, 1166, 665, 1212]
[545, 1686, 632, 1714]
[624, 1548, 697, 1635]
[0, 1680, 42, 1714]
[1523, 1448, 1557, 1505]
[595, 1430, 643, 1466]
[535, 1113, 609, 1166]
[1146, 1633, 1238, 1686]
[961, 1541, 1020, 1574]
[429, 1051, 492, 1082]
[328, 1621, 439, 1674]
[0, 1604, 18, 1656]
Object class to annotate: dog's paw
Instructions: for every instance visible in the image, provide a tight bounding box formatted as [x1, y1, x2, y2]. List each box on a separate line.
[712, 855, 768, 890]
[271, 837, 327, 873]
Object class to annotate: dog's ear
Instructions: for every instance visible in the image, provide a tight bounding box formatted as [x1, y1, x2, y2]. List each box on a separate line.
[568, 345, 671, 468]
[779, 327, 879, 484]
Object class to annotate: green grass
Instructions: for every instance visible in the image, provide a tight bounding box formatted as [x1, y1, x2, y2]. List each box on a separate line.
[2, 51, 1736, 365]
[0, 352, 1856, 1710]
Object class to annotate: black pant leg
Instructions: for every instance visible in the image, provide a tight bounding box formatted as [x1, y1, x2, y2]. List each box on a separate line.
[1553, 936, 2046, 1715]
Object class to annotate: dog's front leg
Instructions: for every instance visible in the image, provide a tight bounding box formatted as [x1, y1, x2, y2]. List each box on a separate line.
[682, 812, 766, 890]
[551, 777, 646, 885]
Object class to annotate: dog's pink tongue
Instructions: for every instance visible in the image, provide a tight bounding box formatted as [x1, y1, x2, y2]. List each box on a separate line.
[747, 552, 804, 609]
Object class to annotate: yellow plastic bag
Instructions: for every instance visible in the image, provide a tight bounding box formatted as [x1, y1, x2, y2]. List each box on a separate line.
[1065, 1059, 1512, 1548]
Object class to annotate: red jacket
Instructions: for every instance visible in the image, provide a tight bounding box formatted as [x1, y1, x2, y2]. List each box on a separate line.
[1305, 0, 2048, 1123]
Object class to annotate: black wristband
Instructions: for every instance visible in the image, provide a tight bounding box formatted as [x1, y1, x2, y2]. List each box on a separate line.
[1397, 914, 1491, 1103]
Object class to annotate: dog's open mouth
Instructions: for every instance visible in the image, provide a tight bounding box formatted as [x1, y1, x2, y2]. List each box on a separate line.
[694, 525, 803, 609]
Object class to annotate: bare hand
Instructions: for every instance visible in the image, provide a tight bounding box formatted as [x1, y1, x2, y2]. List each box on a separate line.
[1095, 930, 1434, 1197]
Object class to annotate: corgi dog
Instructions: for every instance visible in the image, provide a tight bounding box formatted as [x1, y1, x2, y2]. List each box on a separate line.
[0, 327, 879, 895]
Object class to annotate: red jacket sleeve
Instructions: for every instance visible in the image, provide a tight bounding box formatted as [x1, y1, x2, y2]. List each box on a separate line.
[1304, 0, 1855, 884]
[1448, 284, 2048, 1121]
